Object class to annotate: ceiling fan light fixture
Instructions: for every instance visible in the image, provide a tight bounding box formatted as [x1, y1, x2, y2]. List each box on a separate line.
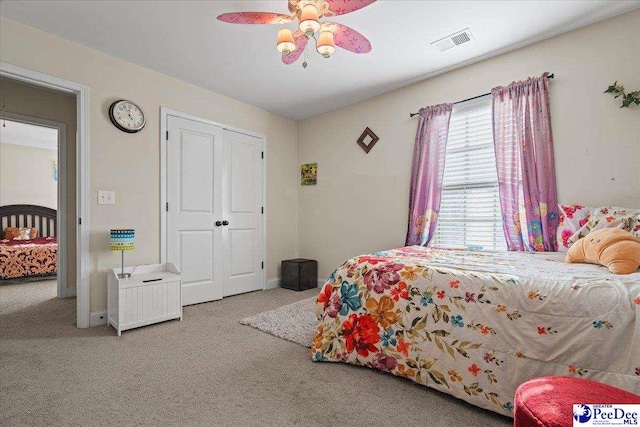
[217, 0, 376, 66]
[276, 28, 296, 55]
[299, 4, 321, 35]
[316, 30, 336, 57]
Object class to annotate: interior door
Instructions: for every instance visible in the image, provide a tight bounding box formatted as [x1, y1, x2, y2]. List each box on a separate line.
[167, 116, 224, 305]
[222, 130, 264, 297]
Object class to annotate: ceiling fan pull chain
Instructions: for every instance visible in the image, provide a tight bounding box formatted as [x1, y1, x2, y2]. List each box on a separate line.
[303, 40, 308, 68]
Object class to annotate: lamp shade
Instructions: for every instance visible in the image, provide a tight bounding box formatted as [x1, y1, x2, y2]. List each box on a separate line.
[317, 30, 336, 56]
[299, 4, 320, 34]
[276, 28, 295, 54]
[110, 229, 135, 251]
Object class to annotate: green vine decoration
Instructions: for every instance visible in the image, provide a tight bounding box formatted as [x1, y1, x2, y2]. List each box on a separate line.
[604, 81, 639, 108]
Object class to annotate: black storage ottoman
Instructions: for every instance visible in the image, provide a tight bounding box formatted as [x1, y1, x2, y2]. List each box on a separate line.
[281, 259, 318, 291]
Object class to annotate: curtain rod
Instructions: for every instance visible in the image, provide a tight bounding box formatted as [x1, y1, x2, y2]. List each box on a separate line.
[409, 73, 554, 118]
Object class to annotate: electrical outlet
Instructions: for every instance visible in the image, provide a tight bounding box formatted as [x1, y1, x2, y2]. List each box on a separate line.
[98, 190, 115, 205]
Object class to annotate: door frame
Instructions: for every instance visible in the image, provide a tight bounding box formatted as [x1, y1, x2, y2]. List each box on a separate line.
[1, 62, 91, 328]
[159, 107, 267, 290]
[0, 112, 69, 298]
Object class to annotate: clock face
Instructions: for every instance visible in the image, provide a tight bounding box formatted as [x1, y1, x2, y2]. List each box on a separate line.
[109, 100, 145, 133]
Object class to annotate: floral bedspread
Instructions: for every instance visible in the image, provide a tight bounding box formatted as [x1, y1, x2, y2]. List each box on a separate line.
[312, 246, 640, 416]
[0, 237, 57, 279]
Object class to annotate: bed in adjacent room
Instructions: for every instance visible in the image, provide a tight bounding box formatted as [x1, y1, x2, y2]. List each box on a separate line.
[0, 204, 58, 280]
[312, 246, 640, 416]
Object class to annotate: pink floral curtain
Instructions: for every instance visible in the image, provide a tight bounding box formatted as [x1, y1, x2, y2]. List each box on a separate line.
[492, 73, 559, 251]
[406, 103, 453, 246]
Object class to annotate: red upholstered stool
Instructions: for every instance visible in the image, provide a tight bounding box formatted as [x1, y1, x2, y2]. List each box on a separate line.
[514, 376, 640, 427]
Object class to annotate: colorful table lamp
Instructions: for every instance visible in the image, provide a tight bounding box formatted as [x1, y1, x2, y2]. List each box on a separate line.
[110, 229, 134, 278]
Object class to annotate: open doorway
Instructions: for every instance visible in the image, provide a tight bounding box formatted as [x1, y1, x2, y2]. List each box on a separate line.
[0, 76, 76, 326]
[0, 63, 89, 328]
[0, 117, 68, 297]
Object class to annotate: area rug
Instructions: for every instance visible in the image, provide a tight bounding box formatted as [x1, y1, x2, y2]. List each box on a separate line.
[240, 296, 317, 347]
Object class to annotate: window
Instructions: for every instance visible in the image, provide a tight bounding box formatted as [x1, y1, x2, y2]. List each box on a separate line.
[432, 95, 506, 251]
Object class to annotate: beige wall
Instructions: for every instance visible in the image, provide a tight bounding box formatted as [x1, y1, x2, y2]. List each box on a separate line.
[0, 77, 77, 288]
[298, 10, 640, 279]
[1, 142, 58, 210]
[0, 17, 299, 312]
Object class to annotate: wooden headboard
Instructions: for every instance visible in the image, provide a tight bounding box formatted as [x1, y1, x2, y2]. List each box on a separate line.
[0, 204, 57, 238]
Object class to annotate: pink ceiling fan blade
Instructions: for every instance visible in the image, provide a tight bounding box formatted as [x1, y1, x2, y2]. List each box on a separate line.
[282, 33, 308, 65]
[217, 12, 293, 24]
[323, 22, 372, 54]
[326, 0, 376, 16]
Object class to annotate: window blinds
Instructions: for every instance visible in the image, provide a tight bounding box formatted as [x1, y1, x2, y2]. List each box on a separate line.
[432, 95, 506, 251]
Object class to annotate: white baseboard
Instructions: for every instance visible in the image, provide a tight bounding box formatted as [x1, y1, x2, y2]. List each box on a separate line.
[265, 278, 325, 289]
[90, 310, 107, 327]
[64, 287, 76, 297]
[265, 278, 279, 289]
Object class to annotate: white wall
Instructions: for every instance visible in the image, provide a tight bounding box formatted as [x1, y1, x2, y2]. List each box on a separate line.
[0, 142, 58, 209]
[0, 17, 299, 312]
[298, 10, 640, 279]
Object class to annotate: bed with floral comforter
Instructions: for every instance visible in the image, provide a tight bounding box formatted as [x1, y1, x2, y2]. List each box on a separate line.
[0, 237, 57, 279]
[312, 246, 640, 416]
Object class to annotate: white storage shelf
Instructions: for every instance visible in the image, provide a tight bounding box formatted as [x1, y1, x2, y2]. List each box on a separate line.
[107, 263, 182, 336]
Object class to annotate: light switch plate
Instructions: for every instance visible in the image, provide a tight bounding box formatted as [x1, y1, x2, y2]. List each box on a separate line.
[98, 190, 115, 205]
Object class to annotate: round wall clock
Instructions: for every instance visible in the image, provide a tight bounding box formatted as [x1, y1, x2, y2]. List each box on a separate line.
[108, 100, 146, 133]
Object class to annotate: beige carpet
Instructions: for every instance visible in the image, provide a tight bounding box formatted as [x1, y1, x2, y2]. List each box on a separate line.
[0, 280, 511, 427]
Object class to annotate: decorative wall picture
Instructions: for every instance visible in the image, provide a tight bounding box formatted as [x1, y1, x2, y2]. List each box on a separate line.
[53, 161, 58, 181]
[357, 127, 379, 153]
[301, 163, 317, 185]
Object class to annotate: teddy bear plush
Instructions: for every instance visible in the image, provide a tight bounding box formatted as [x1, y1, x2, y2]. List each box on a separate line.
[566, 228, 640, 274]
[13, 228, 33, 241]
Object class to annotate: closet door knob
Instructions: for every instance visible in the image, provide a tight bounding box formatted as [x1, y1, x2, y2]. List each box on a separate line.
[215, 221, 223, 226]
[222, 220, 229, 226]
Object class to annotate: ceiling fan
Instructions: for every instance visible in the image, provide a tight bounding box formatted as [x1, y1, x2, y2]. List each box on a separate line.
[217, 0, 375, 67]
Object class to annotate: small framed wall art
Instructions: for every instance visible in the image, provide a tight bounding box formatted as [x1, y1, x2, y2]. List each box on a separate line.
[357, 127, 379, 153]
[301, 163, 317, 185]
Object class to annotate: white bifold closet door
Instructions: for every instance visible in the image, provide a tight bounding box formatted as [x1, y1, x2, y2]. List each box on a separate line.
[166, 116, 263, 306]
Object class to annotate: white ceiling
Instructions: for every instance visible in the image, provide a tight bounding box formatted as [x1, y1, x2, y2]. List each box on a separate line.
[0, 120, 58, 150]
[1, 1, 638, 120]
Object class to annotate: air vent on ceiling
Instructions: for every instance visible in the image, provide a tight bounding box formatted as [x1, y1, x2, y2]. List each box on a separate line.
[431, 28, 474, 52]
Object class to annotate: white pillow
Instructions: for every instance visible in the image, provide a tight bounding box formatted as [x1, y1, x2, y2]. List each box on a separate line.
[566, 206, 640, 248]
[557, 204, 592, 251]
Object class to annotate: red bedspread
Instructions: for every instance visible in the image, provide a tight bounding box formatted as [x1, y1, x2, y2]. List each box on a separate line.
[0, 237, 57, 279]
